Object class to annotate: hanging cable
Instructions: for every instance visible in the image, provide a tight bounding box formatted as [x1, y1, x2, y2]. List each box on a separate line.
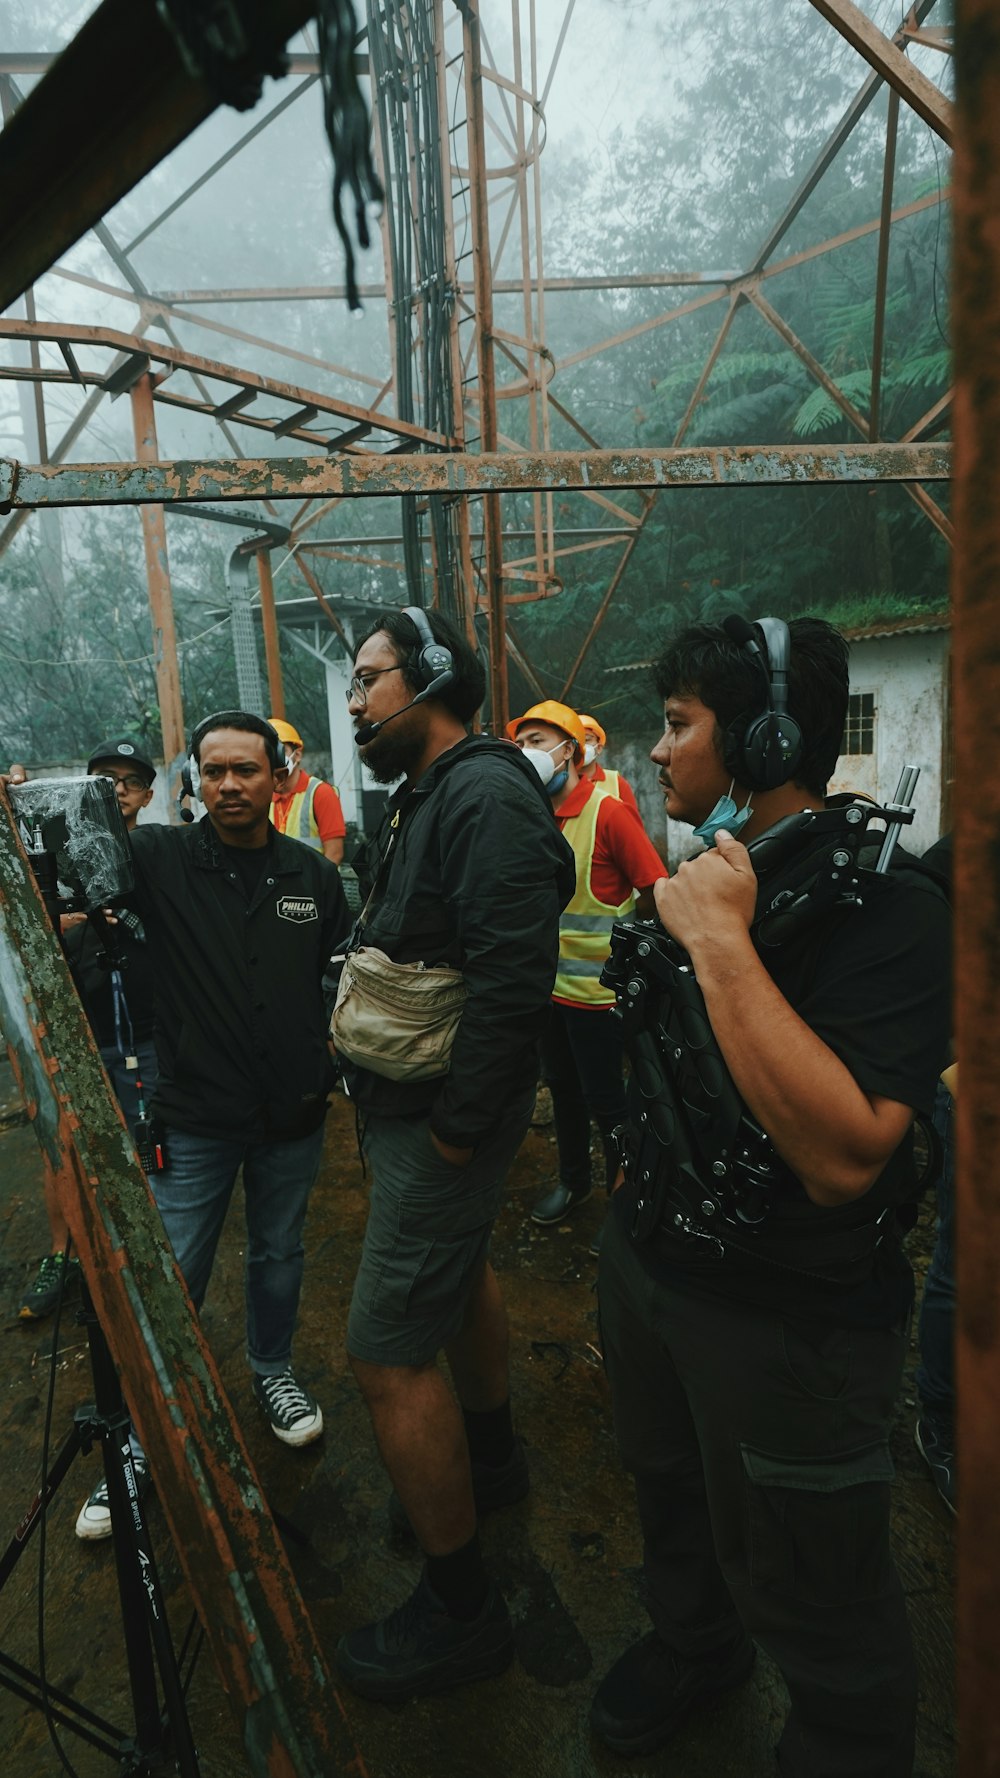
[318, 0, 385, 311]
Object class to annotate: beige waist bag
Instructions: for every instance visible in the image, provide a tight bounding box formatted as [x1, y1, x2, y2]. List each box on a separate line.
[330, 946, 466, 1081]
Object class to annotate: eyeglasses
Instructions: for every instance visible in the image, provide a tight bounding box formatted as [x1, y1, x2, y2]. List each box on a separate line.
[93, 769, 150, 792]
[345, 665, 404, 706]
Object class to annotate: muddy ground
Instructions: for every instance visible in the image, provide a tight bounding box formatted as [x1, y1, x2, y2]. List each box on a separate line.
[0, 1062, 954, 1777]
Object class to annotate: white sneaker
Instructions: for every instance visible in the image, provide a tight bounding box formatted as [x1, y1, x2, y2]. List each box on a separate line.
[75, 1456, 151, 1541]
[253, 1370, 324, 1447]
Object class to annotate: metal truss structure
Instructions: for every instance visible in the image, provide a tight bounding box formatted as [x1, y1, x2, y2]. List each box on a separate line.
[7, 9, 999, 1778]
[0, 0, 953, 752]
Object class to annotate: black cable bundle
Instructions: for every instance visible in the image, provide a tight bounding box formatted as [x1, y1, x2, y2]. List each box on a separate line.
[317, 0, 385, 311]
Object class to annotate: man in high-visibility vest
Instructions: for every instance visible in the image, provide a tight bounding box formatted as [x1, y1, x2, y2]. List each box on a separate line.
[268, 717, 346, 863]
[578, 713, 641, 813]
[506, 700, 666, 1230]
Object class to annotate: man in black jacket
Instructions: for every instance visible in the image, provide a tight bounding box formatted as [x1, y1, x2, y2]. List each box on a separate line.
[129, 712, 348, 1453]
[332, 608, 575, 1705]
[592, 619, 950, 1778]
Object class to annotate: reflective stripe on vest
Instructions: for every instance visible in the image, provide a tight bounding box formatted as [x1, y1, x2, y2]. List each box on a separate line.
[279, 777, 323, 850]
[553, 785, 634, 1006]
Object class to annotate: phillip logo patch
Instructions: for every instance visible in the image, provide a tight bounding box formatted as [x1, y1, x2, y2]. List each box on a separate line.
[277, 895, 318, 923]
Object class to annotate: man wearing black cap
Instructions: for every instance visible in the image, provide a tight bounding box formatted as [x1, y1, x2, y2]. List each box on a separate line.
[19, 736, 159, 1326]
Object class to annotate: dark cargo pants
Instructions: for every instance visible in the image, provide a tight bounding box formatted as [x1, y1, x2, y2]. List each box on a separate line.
[598, 1209, 916, 1778]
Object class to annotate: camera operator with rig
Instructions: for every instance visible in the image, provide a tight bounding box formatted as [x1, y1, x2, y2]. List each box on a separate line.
[591, 617, 950, 1778]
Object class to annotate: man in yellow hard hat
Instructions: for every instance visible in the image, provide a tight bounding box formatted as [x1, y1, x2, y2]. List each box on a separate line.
[269, 717, 346, 864]
[506, 700, 665, 1231]
[578, 713, 640, 814]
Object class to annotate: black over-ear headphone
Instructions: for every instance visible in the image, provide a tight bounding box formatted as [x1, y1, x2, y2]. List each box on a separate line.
[403, 605, 455, 694]
[721, 616, 804, 792]
[179, 710, 287, 821]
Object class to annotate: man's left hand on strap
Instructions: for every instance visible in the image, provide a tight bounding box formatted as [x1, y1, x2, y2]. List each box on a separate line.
[652, 829, 757, 956]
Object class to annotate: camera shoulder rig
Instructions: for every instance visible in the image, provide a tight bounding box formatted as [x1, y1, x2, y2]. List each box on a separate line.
[600, 769, 919, 1247]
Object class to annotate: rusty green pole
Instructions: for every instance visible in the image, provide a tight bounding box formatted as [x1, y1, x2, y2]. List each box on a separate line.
[953, 6, 1000, 1775]
[0, 797, 359, 1777]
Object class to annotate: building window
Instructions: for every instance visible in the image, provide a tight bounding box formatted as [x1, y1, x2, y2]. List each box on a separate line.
[843, 691, 875, 756]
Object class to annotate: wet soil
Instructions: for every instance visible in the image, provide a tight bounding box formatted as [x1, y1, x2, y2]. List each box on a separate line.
[0, 1064, 954, 1777]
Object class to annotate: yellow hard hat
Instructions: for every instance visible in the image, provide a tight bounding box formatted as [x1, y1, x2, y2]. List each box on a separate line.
[578, 714, 607, 748]
[268, 717, 304, 748]
[506, 700, 586, 764]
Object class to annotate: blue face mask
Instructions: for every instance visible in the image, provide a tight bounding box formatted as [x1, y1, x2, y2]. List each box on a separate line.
[692, 780, 753, 843]
[547, 768, 570, 798]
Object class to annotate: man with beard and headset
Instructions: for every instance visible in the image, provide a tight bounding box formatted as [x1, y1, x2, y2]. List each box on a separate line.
[591, 616, 950, 1778]
[331, 605, 575, 1705]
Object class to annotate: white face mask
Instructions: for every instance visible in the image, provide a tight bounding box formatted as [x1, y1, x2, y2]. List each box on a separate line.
[583, 742, 598, 767]
[521, 741, 568, 787]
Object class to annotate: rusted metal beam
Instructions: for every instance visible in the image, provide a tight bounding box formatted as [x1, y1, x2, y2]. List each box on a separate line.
[0, 798, 351, 1777]
[463, 0, 509, 731]
[871, 91, 901, 441]
[0, 320, 453, 450]
[750, 0, 938, 271]
[560, 514, 652, 702]
[673, 297, 741, 447]
[745, 285, 872, 437]
[50, 264, 387, 393]
[808, 0, 953, 144]
[256, 548, 286, 719]
[952, 4, 1000, 1758]
[0, 443, 951, 511]
[0, 0, 317, 311]
[129, 374, 185, 772]
[149, 271, 737, 303]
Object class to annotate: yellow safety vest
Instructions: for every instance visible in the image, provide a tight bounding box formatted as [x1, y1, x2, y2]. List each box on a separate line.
[599, 768, 623, 800]
[554, 785, 634, 1007]
[272, 777, 323, 850]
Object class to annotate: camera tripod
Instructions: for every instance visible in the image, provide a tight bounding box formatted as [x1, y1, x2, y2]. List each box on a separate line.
[0, 1275, 201, 1775]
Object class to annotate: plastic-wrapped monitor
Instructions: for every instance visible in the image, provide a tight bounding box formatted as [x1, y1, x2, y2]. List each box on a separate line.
[9, 776, 135, 911]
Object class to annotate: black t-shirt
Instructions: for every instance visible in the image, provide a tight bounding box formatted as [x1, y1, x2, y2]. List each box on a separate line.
[618, 855, 951, 1327]
[219, 836, 274, 907]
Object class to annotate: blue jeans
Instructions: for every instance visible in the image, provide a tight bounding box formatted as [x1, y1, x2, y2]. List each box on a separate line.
[915, 1082, 955, 1435]
[151, 1123, 326, 1376]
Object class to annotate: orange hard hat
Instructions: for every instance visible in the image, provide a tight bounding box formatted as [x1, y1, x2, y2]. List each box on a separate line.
[505, 700, 586, 764]
[578, 714, 607, 748]
[268, 717, 304, 748]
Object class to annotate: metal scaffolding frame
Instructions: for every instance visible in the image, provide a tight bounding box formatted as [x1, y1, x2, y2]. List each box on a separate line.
[0, 0, 953, 745]
[0, 5, 977, 1774]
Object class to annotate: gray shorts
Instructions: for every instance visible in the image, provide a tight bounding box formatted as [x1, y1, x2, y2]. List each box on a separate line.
[347, 1091, 533, 1367]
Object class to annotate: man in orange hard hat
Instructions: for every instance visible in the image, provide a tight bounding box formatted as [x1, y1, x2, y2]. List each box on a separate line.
[506, 701, 665, 1232]
[269, 717, 346, 864]
[578, 714, 640, 814]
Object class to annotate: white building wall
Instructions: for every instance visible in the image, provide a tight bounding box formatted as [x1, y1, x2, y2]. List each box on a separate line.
[832, 631, 949, 857]
[612, 627, 950, 868]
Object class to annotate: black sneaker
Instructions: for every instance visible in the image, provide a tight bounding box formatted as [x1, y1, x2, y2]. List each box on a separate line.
[590, 1628, 755, 1757]
[388, 1438, 530, 1542]
[19, 1251, 81, 1320]
[253, 1370, 324, 1447]
[336, 1570, 514, 1702]
[915, 1417, 956, 1516]
[530, 1182, 591, 1225]
[76, 1455, 152, 1542]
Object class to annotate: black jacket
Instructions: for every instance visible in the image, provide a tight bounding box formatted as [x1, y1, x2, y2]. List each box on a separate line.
[129, 817, 349, 1139]
[347, 736, 576, 1147]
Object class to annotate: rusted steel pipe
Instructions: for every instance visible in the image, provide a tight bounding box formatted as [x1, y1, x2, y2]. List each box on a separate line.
[0, 797, 358, 1777]
[130, 374, 185, 771]
[0, 443, 951, 512]
[952, 5, 1000, 1773]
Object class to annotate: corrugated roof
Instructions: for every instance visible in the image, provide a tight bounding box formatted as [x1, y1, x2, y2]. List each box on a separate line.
[842, 612, 950, 642]
[606, 612, 951, 670]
